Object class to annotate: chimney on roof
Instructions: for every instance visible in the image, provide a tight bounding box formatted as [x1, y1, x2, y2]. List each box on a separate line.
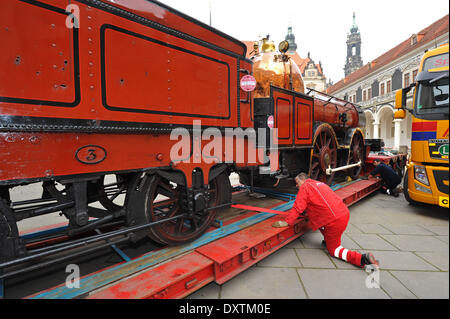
[417, 33, 425, 42]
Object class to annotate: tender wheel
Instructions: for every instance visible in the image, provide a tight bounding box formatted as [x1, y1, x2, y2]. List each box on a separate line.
[94, 174, 130, 212]
[309, 125, 338, 185]
[395, 161, 404, 178]
[347, 131, 364, 180]
[0, 198, 25, 263]
[144, 172, 230, 245]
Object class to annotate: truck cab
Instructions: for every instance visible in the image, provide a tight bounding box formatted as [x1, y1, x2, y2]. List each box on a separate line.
[394, 43, 449, 208]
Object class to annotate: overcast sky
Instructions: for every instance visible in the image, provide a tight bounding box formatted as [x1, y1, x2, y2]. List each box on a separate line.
[158, 0, 449, 83]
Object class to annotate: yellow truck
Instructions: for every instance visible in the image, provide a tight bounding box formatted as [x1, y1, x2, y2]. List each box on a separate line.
[394, 43, 449, 208]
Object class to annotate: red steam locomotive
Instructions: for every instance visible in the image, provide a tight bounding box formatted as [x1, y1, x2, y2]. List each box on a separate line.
[0, 0, 366, 266]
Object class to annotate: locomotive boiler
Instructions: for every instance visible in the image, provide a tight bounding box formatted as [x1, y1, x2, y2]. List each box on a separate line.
[238, 37, 366, 188]
[0, 0, 367, 273]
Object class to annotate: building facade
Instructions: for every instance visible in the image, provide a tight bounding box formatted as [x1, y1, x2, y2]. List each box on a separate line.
[327, 14, 449, 151]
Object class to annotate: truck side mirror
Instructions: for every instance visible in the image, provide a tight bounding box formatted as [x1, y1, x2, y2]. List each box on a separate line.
[395, 85, 414, 113]
[395, 89, 406, 109]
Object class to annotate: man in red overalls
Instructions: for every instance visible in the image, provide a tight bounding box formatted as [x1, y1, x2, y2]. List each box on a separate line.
[278, 173, 379, 268]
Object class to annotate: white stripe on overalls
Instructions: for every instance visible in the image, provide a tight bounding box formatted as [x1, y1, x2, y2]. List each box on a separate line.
[334, 246, 343, 258]
[334, 246, 349, 261]
[342, 249, 349, 261]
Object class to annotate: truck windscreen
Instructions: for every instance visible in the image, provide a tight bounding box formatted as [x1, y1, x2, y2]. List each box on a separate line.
[423, 52, 449, 70]
[415, 76, 449, 116]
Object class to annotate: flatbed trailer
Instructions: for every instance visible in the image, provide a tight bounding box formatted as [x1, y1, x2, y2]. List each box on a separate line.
[1, 176, 381, 299]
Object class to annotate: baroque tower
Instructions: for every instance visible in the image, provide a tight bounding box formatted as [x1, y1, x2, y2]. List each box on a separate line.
[285, 26, 298, 54]
[344, 12, 363, 77]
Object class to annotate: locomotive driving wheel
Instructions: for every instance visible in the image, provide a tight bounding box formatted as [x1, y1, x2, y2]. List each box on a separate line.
[309, 124, 338, 185]
[144, 173, 230, 245]
[347, 130, 364, 180]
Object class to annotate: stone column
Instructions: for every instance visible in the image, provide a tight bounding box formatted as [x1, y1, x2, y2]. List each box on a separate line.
[373, 121, 380, 139]
[393, 119, 402, 150]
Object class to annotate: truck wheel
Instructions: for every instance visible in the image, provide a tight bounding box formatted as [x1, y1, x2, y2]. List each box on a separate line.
[396, 165, 404, 178]
[403, 169, 418, 205]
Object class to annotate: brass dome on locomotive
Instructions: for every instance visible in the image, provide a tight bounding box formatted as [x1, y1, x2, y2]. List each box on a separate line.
[251, 37, 305, 98]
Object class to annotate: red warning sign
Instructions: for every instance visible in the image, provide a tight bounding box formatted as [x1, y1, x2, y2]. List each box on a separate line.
[240, 75, 257, 92]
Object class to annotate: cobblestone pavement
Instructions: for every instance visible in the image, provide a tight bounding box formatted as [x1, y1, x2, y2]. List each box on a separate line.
[187, 191, 449, 299]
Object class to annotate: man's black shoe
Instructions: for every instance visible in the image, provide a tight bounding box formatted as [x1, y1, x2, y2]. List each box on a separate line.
[361, 252, 379, 267]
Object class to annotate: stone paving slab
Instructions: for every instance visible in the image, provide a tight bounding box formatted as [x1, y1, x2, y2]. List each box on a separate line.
[353, 223, 393, 234]
[345, 212, 388, 225]
[415, 252, 449, 271]
[421, 225, 450, 236]
[295, 249, 336, 269]
[256, 247, 302, 268]
[347, 233, 399, 250]
[296, 269, 390, 299]
[345, 223, 364, 234]
[360, 250, 438, 271]
[380, 234, 449, 252]
[390, 271, 449, 299]
[284, 238, 304, 249]
[340, 234, 362, 250]
[436, 235, 449, 244]
[382, 224, 435, 235]
[378, 271, 417, 299]
[220, 267, 307, 299]
[300, 231, 325, 249]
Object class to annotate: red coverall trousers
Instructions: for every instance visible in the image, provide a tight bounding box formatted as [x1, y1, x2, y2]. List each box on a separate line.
[319, 214, 362, 266]
[285, 179, 363, 267]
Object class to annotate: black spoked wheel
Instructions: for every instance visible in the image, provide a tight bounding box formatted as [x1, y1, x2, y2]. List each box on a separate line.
[309, 125, 338, 185]
[347, 131, 364, 180]
[94, 174, 130, 213]
[0, 198, 24, 263]
[144, 173, 230, 245]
